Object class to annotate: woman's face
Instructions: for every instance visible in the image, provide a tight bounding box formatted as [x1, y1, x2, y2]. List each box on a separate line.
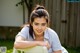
[31, 17, 48, 36]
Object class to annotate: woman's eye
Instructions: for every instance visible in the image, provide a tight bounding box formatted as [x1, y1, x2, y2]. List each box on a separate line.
[42, 23, 46, 26]
[34, 23, 39, 25]
[34, 23, 46, 26]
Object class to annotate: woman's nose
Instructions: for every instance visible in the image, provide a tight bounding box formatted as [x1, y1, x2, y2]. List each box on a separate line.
[38, 25, 42, 29]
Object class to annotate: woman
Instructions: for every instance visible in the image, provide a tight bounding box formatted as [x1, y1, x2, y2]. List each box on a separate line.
[14, 5, 68, 53]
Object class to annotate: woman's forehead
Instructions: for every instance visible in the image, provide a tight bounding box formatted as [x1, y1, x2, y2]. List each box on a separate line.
[33, 17, 47, 23]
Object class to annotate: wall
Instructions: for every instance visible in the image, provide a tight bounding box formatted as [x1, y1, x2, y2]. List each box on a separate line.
[0, 0, 28, 26]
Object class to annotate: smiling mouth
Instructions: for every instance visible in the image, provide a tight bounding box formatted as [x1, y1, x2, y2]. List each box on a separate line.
[37, 30, 42, 33]
[37, 31, 42, 33]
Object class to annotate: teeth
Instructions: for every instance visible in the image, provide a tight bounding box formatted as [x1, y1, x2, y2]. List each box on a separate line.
[37, 30, 41, 32]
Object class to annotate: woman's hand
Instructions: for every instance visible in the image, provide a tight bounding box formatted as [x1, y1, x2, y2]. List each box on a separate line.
[37, 41, 51, 49]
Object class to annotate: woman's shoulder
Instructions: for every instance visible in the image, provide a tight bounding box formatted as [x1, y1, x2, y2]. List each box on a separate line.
[45, 27, 58, 37]
[16, 25, 30, 39]
[46, 27, 57, 34]
[18, 25, 30, 34]
[21, 25, 29, 30]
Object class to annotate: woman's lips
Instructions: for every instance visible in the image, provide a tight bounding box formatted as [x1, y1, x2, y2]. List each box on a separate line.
[37, 30, 42, 33]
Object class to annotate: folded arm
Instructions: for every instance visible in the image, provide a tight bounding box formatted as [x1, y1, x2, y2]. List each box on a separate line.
[14, 36, 50, 49]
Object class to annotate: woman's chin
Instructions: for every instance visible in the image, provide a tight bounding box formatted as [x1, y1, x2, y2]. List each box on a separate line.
[36, 32, 43, 36]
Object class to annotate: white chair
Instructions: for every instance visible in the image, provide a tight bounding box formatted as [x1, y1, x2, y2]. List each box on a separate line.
[12, 46, 48, 53]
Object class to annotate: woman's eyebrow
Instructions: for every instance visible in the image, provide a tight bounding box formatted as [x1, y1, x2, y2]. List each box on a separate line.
[33, 21, 47, 24]
[34, 22, 40, 23]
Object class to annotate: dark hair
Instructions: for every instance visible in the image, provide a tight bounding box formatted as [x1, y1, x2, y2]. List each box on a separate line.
[29, 5, 50, 38]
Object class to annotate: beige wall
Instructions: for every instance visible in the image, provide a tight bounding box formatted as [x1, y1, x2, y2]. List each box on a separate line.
[0, 0, 28, 26]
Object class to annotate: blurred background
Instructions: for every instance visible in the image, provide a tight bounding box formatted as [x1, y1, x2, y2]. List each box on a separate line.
[0, 0, 80, 53]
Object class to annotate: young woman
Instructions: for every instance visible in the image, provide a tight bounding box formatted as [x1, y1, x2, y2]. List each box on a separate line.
[14, 5, 68, 53]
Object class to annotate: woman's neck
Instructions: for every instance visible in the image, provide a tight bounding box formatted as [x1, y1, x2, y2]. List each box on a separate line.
[35, 36, 44, 41]
[34, 33, 44, 41]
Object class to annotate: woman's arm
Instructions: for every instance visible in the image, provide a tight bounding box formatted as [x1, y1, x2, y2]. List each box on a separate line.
[14, 36, 50, 49]
[14, 36, 39, 49]
[53, 50, 62, 53]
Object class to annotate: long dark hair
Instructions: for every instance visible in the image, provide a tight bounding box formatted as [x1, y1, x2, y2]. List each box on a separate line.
[29, 5, 50, 38]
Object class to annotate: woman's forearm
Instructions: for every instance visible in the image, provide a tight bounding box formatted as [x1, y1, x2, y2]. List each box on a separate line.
[14, 41, 39, 49]
[53, 50, 62, 53]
